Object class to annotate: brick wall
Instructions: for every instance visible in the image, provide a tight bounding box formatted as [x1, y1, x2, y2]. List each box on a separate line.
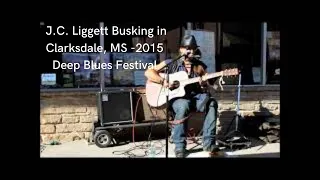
[40, 91, 98, 143]
[40, 85, 279, 143]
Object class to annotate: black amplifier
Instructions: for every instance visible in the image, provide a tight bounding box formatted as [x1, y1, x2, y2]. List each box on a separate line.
[96, 90, 137, 125]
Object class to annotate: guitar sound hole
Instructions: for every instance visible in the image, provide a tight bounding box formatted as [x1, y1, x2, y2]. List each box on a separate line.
[170, 81, 180, 90]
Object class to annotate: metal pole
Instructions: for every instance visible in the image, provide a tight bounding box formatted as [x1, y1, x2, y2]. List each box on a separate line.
[217, 23, 221, 55]
[185, 22, 193, 35]
[236, 73, 242, 131]
[261, 22, 267, 85]
[187, 22, 193, 30]
[100, 22, 105, 91]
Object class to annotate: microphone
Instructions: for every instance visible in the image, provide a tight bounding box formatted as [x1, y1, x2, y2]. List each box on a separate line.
[171, 50, 190, 62]
[184, 50, 192, 56]
[191, 55, 201, 58]
[183, 50, 201, 59]
[171, 50, 201, 64]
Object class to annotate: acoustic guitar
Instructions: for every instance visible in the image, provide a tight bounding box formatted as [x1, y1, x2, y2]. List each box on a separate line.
[145, 68, 239, 107]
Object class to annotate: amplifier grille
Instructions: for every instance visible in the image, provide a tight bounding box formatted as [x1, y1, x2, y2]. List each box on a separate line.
[97, 91, 133, 125]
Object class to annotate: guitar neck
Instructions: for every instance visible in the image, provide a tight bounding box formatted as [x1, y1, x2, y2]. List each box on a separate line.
[181, 72, 223, 85]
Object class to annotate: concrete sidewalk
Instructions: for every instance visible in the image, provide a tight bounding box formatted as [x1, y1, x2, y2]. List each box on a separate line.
[40, 139, 280, 158]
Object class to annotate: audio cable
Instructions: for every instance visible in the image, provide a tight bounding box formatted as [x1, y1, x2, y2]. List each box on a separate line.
[112, 91, 165, 158]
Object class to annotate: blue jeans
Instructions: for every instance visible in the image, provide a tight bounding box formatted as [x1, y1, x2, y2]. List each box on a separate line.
[171, 93, 218, 152]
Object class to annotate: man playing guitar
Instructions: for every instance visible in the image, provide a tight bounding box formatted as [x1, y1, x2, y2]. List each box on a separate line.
[144, 35, 220, 158]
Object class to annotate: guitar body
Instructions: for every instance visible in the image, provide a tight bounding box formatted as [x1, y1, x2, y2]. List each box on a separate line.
[146, 71, 189, 107]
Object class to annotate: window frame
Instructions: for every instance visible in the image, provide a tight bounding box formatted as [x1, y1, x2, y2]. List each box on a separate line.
[262, 22, 267, 85]
[263, 22, 281, 86]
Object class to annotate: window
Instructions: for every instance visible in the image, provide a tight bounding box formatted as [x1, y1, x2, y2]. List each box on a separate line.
[40, 22, 101, 89]
[40, 22, 279, 90]
[218, 22, 262, 85]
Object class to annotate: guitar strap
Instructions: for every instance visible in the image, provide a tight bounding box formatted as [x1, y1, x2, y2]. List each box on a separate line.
[165, 59, 180, 74]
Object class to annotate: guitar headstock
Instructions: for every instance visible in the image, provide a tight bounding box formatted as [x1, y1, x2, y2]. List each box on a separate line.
[222, 68, 239, 77]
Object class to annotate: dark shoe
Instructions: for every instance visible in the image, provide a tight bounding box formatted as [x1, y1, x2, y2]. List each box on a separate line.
[209, 148, 225, 158]
[203, 146, 219, 152]
[208, 151, 222, 157]
[204, 146, 223, 158]
[175, 150, 186, 158]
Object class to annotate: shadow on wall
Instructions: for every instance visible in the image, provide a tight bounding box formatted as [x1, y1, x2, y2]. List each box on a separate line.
[113, 100, 280, 148]
[217, 100, 280, 146]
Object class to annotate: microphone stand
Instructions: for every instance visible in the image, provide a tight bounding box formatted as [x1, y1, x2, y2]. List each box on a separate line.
[165, 68, 169, 158]
[164, 40, 169, 158]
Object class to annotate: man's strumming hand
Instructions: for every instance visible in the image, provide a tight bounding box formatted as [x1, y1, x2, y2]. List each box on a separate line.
[199, 74, 208, 87]
[163, 80, 174, 89]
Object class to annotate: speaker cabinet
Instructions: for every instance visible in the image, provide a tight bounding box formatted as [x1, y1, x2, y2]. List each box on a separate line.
[96, 91, 134, 125]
